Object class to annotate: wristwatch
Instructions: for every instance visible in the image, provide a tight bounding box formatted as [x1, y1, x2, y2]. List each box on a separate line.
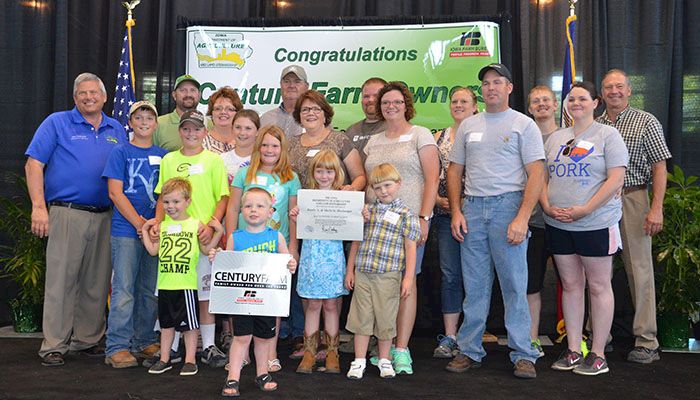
[419, 215, 431, 221]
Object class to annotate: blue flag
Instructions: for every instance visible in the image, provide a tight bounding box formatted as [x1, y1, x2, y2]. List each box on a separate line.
[560, 14, 577, 127]
[113, 26, 136, 135]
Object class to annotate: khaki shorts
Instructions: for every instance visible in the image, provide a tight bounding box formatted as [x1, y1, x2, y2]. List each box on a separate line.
[345, 270, 401, 340]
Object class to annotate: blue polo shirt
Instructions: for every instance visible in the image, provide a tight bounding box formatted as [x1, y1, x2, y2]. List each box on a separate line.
[25, 107, 127, 207]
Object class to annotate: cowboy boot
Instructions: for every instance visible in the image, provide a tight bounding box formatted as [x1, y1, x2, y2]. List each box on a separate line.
[296, 331, 318, 374]
[324, 331, 340, 374]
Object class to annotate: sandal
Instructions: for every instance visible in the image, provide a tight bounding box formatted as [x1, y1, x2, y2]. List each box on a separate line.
[224, 358, 249, 371]
[221, 379, 240, 397]
[255, 373, 277, 392]
[267, 358, 282, 372]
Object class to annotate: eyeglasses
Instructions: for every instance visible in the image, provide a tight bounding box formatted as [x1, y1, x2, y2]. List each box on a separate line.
[213, 106, 237, 113]
[562, 138, 575, 157]
[300, 106, 323, 114]
[380, 100, 405, 107]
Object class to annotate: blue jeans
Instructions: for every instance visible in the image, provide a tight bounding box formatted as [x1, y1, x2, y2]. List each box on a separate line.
[456, 192, 539, 364]
[106, 236, 158, 356]
[434, 215, 464, 314]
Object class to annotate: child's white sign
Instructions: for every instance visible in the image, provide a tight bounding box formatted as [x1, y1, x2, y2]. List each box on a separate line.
[209, 251, 292, 317]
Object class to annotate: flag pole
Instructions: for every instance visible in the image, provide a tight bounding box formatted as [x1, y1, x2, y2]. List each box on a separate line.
[123, 1, 139, 89]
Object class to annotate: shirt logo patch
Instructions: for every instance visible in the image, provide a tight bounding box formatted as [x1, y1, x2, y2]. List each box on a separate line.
[106, 136, 119, 144]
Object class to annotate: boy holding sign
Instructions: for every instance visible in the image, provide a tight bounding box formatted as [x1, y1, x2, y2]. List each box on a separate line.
[344, 164, 420, 379]
[142, 178, 224, 376]
[213, 187, 298, 396]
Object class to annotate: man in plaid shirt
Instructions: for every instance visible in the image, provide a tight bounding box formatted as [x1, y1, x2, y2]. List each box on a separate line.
[597, 69, 672, 364]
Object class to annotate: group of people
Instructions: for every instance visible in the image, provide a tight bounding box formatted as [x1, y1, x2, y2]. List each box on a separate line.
[24, 60, 670, 395]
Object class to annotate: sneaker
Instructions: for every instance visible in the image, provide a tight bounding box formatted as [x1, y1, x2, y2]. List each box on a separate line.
[573, 352, 609, 376]
[513, 359, 537, 379]
[627, 346, 660, 364]
[445, 353, 481, 373]
[148, 360, 172, 374]
[369, 344, 393, 366]
[347, 360, 366, 379]
[433, 335, 460, 358]
[377, 358, 395, 378]
[551, 349, 583, 371]
[531, 338, 545, 358]
[179, 362, 198, 376]
[219, 332, 233, 353]
[143, 349, 182, 368]
[201, 345, 227, 368]
[393, 348, 413, 375]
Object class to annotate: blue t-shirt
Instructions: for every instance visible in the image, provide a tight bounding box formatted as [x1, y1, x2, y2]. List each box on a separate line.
[102, 143, 168, 238]
[25, 107, 127, 206]
[233, 227, 279, 254]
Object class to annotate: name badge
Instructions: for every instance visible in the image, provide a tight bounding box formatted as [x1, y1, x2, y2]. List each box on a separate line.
[306, 149, 320, 157]
[398, 134, 412, 143]
[382, 210, 400, 225]
[167, 224, 182, 234]
[577, 140, 594, 150]
[253, 175, 268, 186]
[148, 156, 162, 166]
[189, 164, 204, 175]
[468, 132, 483, 142]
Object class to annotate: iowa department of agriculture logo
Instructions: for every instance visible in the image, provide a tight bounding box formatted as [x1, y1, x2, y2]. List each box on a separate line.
[450, 29, 490, 57]
[193, 31, 253, 69]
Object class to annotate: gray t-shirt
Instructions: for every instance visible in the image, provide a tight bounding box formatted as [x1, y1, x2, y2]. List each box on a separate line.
[529, 130, 558, 229]
[450, 109, 545, 197]
[345, 119, 387, 163]
[260, 104, 304, 139]
[364, 125, 437, 215]
[544, 122, 629, 231]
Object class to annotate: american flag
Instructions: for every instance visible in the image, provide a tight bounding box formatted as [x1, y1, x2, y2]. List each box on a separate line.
[113, 27, 136, 135]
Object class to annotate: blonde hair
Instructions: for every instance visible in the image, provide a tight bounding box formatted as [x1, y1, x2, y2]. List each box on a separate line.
[369, 163, 402, 186]
[241, 187, 273, 205]
[308, 149, 345, 190]
[161, 177, 192, 199]
[245, 125, 295, 184]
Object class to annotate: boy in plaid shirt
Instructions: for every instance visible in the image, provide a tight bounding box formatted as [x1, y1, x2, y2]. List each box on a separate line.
[344, 163, 420, 380]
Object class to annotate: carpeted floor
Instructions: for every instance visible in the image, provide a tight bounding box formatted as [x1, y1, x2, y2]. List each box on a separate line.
[1, 336, 698, 400]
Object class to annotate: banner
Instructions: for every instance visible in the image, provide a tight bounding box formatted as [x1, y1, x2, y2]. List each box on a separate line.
[209, 251, 292, 317]
[186, 22, 501, 131]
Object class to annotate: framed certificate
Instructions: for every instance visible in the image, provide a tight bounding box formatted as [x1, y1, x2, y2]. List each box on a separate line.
[209, 251, 292, 317]
[296, 189, 364, 241]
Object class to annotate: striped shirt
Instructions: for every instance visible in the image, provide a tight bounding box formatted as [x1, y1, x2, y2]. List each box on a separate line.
[597, 107, 671, 187]
[355, 198, 420, 274]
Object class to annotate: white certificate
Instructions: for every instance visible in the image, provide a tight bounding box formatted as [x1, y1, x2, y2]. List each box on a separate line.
[209, 251, 292, 317]
[296, 189, 364, 241]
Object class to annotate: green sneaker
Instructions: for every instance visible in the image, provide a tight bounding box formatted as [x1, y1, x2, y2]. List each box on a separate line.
[393, 348, 413, 375]
[369, 345, 395, 366]
[531, 338, 544, 358]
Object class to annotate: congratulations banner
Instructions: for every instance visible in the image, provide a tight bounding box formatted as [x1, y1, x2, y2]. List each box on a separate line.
[186, 22, 500, 131]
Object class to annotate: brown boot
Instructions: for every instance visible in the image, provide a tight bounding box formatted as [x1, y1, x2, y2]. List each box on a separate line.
[104, 350, 138, 368]
[324, 332, 340, 374]
[296, 331, 318, 374]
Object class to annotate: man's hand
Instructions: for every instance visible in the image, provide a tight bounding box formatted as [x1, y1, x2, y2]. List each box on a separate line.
[451, 211, 467, 243]
[644, 208, 664, 236]
[506, 215, 529, 245]
[31, 205, 49, 238]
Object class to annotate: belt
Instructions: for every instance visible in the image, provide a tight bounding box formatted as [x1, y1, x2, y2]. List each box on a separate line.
[49, 201, 112, 213]
[622, 184, 647, 195]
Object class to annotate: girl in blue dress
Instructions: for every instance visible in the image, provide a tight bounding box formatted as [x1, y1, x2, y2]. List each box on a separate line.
[291, 149, 349, 375]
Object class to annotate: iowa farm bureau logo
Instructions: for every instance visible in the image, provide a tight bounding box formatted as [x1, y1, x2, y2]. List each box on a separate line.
[193, 31, 253, 69]
[450, 29, 490, 57]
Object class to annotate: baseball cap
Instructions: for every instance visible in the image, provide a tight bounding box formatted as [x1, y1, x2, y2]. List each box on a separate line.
[174, 74, 200, 90]
[179, 109, 205, 128]
[280, 65, 308, 82]
[478, 63, 513, 82]
[128, 100, 158, 118]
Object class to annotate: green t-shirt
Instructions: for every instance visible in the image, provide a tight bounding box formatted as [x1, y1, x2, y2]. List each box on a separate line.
[232, 167, 300, 242]
[155, 149, 229, 223]
[158, 217, 200, 290]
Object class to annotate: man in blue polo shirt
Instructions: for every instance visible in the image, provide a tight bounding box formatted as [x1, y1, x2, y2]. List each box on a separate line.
[25, 72, 127, 367]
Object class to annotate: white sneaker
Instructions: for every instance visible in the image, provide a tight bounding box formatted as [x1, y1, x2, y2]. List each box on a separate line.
[347, 360, 366, 379]
[378, 358, 395, 378]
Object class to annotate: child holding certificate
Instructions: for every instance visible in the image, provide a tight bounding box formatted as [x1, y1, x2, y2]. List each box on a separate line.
[289, 149, 350, 374]
[212, 187, 298, 396]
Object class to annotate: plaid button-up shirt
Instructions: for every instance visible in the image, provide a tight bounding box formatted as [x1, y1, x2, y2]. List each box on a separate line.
[356, 198, 420, 274]
[597, 106, 671, 187]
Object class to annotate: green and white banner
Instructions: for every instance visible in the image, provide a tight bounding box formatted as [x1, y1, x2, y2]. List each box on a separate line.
[186, 22, 500, 131]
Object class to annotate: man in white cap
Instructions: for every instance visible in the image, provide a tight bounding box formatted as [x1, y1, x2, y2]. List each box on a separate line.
[260, 65, 309, 138]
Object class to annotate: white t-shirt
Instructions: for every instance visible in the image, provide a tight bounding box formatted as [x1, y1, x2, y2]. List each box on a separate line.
[220, 150, 251, 185]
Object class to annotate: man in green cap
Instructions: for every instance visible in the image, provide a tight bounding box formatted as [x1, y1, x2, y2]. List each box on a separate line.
[154, 74, 202, 152]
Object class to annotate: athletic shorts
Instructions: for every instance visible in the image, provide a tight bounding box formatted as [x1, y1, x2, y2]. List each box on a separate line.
[545, 223, 622, 257]
[158, 289, 200, 332]
[233, 315, 276, 339]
